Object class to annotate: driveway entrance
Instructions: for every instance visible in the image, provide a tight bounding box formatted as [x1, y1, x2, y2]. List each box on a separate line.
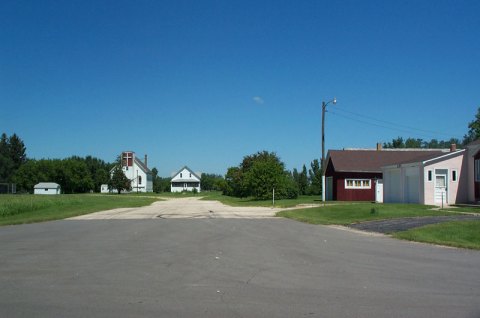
[69, 197, 280, 220]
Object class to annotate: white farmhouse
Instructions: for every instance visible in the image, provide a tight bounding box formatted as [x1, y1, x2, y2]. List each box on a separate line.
[34, 182, 61, 195]
[171, 166, 201, 192]
[101, 151, 153, 193]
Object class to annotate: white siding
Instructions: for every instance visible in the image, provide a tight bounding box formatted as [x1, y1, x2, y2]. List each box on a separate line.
[384, 168, 402, 203]
[405, 167, 420, 203]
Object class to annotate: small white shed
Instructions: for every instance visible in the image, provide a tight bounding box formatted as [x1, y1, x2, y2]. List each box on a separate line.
[34, 182, 61, 195]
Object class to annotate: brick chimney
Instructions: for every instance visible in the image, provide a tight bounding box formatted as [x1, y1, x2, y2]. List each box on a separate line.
[376, 143, 383, 151]
[144, 154, 148, 167]
[450, 144, 457, 152]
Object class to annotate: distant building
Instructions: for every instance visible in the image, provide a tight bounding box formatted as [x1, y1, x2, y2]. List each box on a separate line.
[101, 151, 153, 193]
[171, 166, 201, 193]
[34, 182, 61, 195]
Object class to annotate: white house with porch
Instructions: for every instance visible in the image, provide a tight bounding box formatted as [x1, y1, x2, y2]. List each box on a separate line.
[171, 166, 201, 192]
[101, 151, 153, 193]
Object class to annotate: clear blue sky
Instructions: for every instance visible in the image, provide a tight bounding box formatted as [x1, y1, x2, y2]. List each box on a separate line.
[1, 0, 479, 176]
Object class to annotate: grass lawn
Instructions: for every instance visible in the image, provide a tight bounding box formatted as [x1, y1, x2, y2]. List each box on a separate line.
[276, 203, 455, 225]
[200, 192, 325, 208]
[393, 221, 480, 250]
[442, 205, 480, 213]
[0, 194, 158, 226]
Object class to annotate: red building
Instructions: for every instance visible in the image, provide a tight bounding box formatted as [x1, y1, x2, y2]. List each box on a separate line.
[324, 146, 446, 202]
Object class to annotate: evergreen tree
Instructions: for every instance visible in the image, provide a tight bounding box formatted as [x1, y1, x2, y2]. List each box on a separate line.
[8, 133, 27, 170]
[308, 159, 322, 195]
[299, 164, 309, 195]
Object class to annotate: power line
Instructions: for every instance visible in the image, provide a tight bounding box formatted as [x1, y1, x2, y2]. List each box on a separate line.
[332, 107, 460, 138]
[328, 111, 462, 140]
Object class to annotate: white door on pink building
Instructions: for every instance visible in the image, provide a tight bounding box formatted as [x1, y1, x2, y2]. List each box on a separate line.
[434, 170, 448, 205]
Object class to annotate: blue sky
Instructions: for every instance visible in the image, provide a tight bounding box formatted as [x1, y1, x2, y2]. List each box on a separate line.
[1, 0, 479, 176]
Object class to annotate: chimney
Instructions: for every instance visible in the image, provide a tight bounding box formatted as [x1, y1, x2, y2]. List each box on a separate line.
[450, 144, 457, 152]
[376, 143, 383, 151]
[144, 154, 148, 167]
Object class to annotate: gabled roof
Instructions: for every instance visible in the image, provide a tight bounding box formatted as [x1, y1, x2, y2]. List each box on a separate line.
[326, 149, 448, 173]
[34, 182, 60, 189]
[134, 156, 151, 174]
[171, 166, 201, 182]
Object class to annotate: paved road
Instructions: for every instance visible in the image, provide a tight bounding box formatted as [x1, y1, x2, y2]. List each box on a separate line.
[70, 197, 280, 219]
[1, 202, 480, 317]
[350, 215, 480, 233]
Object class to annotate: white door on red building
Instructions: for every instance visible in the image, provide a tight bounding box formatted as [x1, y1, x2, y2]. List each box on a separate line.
[375, 179, 383, 203]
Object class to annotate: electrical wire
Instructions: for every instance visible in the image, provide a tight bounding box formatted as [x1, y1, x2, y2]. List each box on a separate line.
[328, 110, 462, 141]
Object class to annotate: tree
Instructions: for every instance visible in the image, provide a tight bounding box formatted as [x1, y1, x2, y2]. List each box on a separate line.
[62, 158, 94, 193]
[224, 167, 245, 197]
[405, 138, 423, 148]
[463, 107, 480, 145]
[108, 166, 131, 194]
[224, 151, 298, 200]
[0, 133, 27, 182]
[308, 159, 322, 195]
[201, 173, 224, 191]
[298, 165, 309, 195]
[8, 133, 26, 170]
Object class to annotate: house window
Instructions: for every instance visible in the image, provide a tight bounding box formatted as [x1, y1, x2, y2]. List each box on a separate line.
[138, 175, 142, 185]
[345, 179, 371, 189]
[427, 170, 432, 182]
[180, 173, 182, 178]
[476, 160, 480, 182]
[190, 173, 192, 177]
[452, 170, 457, 182]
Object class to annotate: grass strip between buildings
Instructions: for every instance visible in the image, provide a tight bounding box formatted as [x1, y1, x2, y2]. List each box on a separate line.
[200, 192, 325, 208]
[0, 194, 158, 226]
[393, 221, 480, 250]
[276, 203, 454, 225]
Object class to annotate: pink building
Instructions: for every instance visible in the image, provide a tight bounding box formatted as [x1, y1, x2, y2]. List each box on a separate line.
[382, 141, 479, 205]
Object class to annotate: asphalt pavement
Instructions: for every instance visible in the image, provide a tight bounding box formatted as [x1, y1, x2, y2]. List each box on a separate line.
[1, 215, 479, 318]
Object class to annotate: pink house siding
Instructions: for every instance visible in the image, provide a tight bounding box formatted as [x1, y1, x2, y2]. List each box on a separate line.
[422, 152, 467, 205]
[383, 150, 468, 206]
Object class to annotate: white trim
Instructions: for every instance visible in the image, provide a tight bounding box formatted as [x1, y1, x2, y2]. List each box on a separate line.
[422, 149, 465, 164]
[345, 178, 371, 189]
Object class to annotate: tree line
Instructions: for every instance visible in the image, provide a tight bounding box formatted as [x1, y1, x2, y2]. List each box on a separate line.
[384, 107, 480, 149]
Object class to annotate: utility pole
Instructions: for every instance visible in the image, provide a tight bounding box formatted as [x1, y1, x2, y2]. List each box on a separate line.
[321, 97, 336, 202]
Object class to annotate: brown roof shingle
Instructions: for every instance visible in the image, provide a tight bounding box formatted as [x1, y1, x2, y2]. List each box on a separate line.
[327, 150, 447, 173]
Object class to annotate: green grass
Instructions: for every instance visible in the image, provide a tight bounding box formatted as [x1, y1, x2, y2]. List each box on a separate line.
[200, 192, 325, 208]
[442, 205, 480, 213]
[0, 194, 158, 226]
[276, 203, 455, 225]
[393, 221, 480, 250]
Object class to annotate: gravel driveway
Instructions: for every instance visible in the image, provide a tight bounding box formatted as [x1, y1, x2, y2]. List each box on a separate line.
[69, 197, 281, 220]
